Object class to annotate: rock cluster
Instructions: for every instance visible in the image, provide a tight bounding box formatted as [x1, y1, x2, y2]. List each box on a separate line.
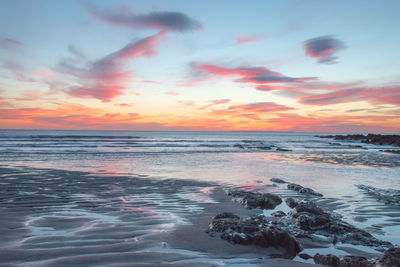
[277, 199, 392, 249]
[228, 190, 282, 210]
[208, 212, 302, 258]
[314, 247, 400, 267]
[318, 134, 400, 147]
[313, 254, 370, 267]
[378, 247, 400, 267]
[287, 183, 323, 197]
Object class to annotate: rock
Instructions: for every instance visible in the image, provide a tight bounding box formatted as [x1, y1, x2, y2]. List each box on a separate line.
[270, 178, 287, 184]
[209, 213, 302, 258]
[228, 190, 282, 210]
[287, 183, 323, 197]
[314, 254, 370, 267]
[314, 253, 340, 266]
[285, 197, 298, 208]
[277, 148, 292, 151]
[299, 253, 312, 260]
[285, 200, 392, 249]
[271, 210, 286, 217]
[339, 256, 370, 267]
[233, 144, 245, 149]
[379, 247, 400, 267]
[208, 212, 240, 232]
[318, 134, 400, 147]
[257, 146, 272, 150]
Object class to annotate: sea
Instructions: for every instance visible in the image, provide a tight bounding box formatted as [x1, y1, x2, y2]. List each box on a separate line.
[0, 130, 399, 265]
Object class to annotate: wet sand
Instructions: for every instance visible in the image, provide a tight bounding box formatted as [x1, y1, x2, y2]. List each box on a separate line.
[0, 166, 320, 266]
[0, 166, 398, 266]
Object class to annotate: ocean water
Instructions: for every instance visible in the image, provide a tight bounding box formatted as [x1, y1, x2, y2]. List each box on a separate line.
[0, 130, 398, 188]
[0, 130, 399, 265]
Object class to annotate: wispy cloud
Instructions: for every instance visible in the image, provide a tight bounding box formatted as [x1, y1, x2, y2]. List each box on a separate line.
[300, 86, 400, 106]
[114, 103, 134, 108]
[235, 34, 264, 44]
[210, 102, 295, 120]
[303, 36, 345, 64]
[164, 91, 179, 96]
[85, 2, 202, 32]
[192, 63, 316, 84]
[0, 37, 22, 50]
[1, 61, 37, 82]
[56, 31, 167, 102]
[198, 99, 230, 109]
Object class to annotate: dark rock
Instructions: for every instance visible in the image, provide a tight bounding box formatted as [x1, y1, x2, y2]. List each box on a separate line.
[208, 212, 240, 232]
[286, 200, 392, 249]
[314, 254, 370, 267]
[285, 197, 298, 208]
[318, 134, 400, 147]
[234, 144, 245, 149]
[228, 190, 282, 210]
[379, 247, 400, 267]
[277, 148, 292, 151]
[287, 183, 323, 197]
[299, 253, 312, 260]
[270, 178, 287, 183]
[209, 213, 302, 258]
[271, 210, 286, 217]
[339, 256, 370, 267]
[314, 253, 340, 266]
[257, 146, 272, 150]
[294, 201, 325, 215]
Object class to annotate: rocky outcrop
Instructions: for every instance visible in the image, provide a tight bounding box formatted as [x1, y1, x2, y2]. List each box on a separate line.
[377, 247, 400, 267]
[313, 254, 370, 267]
[285, 197, 298, 208]
[287, 183, 323, 197]
[228, 190, 282, 209]
[318, 134, 400, 147]
[277, 148, 292, 151]
[208, 213, 302, 258]
[357, 184, 400, 205]
[314, 247, 400, 266]
[270, 178, 287, 184]
[273, 199, 392, 249]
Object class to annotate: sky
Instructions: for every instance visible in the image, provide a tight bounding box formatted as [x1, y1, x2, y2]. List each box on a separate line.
[0, 0, 399, 132]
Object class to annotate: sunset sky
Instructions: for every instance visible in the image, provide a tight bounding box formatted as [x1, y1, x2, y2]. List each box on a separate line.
[0, 0, 399, 132]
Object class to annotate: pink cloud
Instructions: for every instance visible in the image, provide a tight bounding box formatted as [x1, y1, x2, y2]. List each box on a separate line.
[114, 103, 134, 107]
[300, 86, 400, 106]
[164, 91, 179, 96]
[198, 99, 231, 109]
[210, 102, 295, 120]
[193, 63, 316, 85]
[57, 31, 167, 102]
[235, 34, 264, 44]
[143, 80, 162, 84]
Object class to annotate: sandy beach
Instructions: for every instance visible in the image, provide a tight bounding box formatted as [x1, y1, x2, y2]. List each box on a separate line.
[1, 158, 399, 266]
